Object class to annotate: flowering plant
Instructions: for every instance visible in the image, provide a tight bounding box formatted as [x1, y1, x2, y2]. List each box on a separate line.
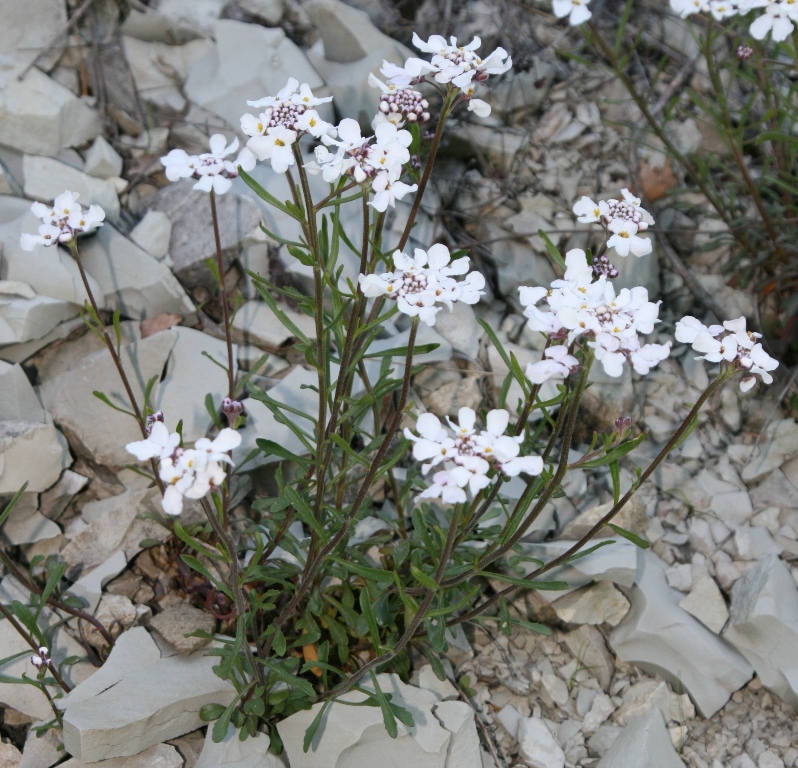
[5, 20, 780, 757]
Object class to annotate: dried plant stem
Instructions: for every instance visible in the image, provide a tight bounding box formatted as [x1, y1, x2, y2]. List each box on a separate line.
[208, 191, 236, 399]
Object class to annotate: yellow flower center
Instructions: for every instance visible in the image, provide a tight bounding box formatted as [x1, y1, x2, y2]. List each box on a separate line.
[275, 139, 285, 146]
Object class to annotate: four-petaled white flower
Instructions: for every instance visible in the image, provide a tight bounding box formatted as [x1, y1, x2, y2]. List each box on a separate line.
[553, 0, 593, 25]
[676, 315, 779, 391]
[668, 0, 797, 41]
[359, 244, 485, 326]
[246, 127, 298, 174]
[20, 191, 106, 251]
[405, 407, 543, 504]
[606, 219, 653, 257]
[126, 422, 242, 516]
[525, 345, 580, 384]
[160, 134, 256, 195]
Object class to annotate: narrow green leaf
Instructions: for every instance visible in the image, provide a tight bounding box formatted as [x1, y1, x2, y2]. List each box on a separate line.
[181, 555, 235, 600]
[410, 565, 438, 590]
[477, 572, 568, 591]
[369, 671, 398, 739]
[200, 703, 227, 722]
[205, 393, 222, 430]
[303, 699, 332, 753]
[92, 391, 135, 417]
[610, 460, 621, 506]
[607, 523, 650, 549]
[0, 483, 28, 528]
[359, 589, 382, 651]
[537, 229, 567, 271]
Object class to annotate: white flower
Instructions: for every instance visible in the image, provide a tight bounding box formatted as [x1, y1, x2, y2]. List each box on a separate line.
[674, 316, 723, 344]
[740, 343, 779, 390]
[573, 196, 609, 223]
[20, 191, 105, 251]
[160, 135, 256, 195]
[606, 219, 653, 257]
[291, 82, 333, 108]
[749, 1, 797, 41]
[467, 96, 492, 117]
[411, 33, 511, 87]
[246, 127, 298, 174]
[296, 109, 335, 139]
[194, 428, 242, 463]
[369, 173, 418, 212]
[525, 345, 579, 384]
[161, 148, 200, 181]
[418, 469, 468, 504]
[126, 422, 181, 462]
[553, 0, 593, 25]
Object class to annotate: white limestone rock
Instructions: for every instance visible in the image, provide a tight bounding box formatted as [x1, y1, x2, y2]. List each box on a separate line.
[560, 625, 616, 692]
[0, 293, 78, 346]
[0, 421, 70, 494]
[23, 155, 120, 223]
[153, 327, 236, 443]
[149, 604, 215, 655]
[184, 20, 328, 129]
[723, 555, 798, 708]
[433, 302, 483, 361]
[517, 717, 565, 768]
[678, 564, 729, 634]
[733, 420, 798, 484]
[77, 224, 195, 321]
[239, 0, 285, 24]
[61, 743, 183, 768]
[610, 550, 753, 717]
[552, 581, 630, 628]
[751, 469, 798, 510]
[0, 741, 22, 767]
[19, 724, 62, 768]
[597, 709, 685, 767]
[435, 700, 482, 768]
[0, 68, 101, 156]
[130, 211, 172, 260]
[195, 723, 285, 768]
[613, 680, 671, 726]
[62, 651, 236, 762]
[138, 179, 262, 292]
[68, 550, 128, 613]
[231, 300, 316, 352]
[278, 673, 470, 768]
[414, 664, 459, 702]
[41, 332, 175, 467]
[0, 498, 61, 546]
[40, 469, 89, 521]
[84, 136, 124, 180]
[0, 361, 47, 423]
[0, 0, 67, 70]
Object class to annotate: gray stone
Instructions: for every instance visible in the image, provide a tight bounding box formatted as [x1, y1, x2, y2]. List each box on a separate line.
[231, 300, 316, 352]
[155, 0, 227, 34]
[185, 20, 326, 129]
[414, 664, 458, 702]
[517, 717, 565, 768]
[154, 326, 236, 443]
[0, 67, 101, 156]
[130, 211, 172, 260]
[0, 421, 70, 493]
[22, 155, 120, 223]
[613, 680, 671, 726]
[77, 224, 195, 320]
[597, 709, 685, 768]
[150, 604, 215, 654]
[239, 0, 285, 25]
[551, 581, 630, 628]
[0, 197, 105, 307]
[435, 701, 482, 768]
[0, 361, 47, 422]
[120, 6, 205, 44]
[20, 725, 62, 768]
[123, 36, 213, 115]
[610, 550, 753, 717]
[84, 137, 124, 180]
[195, 723, 284, 768]
[561, 498, 648, 541]
[0, 293, 78, 345]
[41, 332, 176, 468]
[0, 741, 21, 767]
[139, 179, 262, 292]
[723, 555, 798, 708]
[1, 499, 61, 546]
[0, 0, 67, 70]
[62, 651, 236, 762]
[738, 420, 798, 483]
[433, 302, 482, 361]
[678, 564, 728, 634]
[278, 673, 460, 768]
[560, 625, 616, 692]
[751, 469, 798, 510]
[61, 744, 183, 768]
[61, 488, 169, 573]
[68, 550, 128, 613]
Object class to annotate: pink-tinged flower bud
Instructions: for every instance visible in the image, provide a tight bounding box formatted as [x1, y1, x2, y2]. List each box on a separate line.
[737, 45, 753, 61]
[146, 411, 165, 434]
[615, 416, 633, 432]
[222, 398, 244, 421]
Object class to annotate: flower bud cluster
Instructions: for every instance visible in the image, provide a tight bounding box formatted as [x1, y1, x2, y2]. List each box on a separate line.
[573, 189, 655, 258]
[520, 248, 671, 378]
[30, 646, 50, 670]
[126, 421, 242, 516]
[405, 408, 544, 504]
[378, 88, 430, 124]
[675, 316, 779, 391]
[161, 135, 256, 195]
[240, 78, 335, 174]
[671, 1, 796, 42]
[20, 191, 105, 251]
[359, 244, 485, 326]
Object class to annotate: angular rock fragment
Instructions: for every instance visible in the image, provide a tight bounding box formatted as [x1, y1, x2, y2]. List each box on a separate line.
[610, 551, 753, 717]
[61, 743, 183, 768]
[149, 604, 215, 655]
[597, 709, 685, 767]
[130, 211, 172, 260]
[231, 300, 316, 352]
[195, 723, 285, 768]
[0, 68, 101, 156]
[84, 136, 124, 180]
[517, 717, 565, 768]
[0, 292, 78, 346]
[0, 361, 47, 423]
[0, 421, 70, 493]
[23, 155, 121, 223]
[77, 225, 195, 321]
[62, 650, 236, 762]
[678, 564, 728, 634]
[723, 555, 798, 708]
[552, 580, 631, 628]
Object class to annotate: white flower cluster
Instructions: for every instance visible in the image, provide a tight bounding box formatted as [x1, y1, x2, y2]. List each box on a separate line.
[241, 78, 335, 174]
[573, 189, 654, 259]
[520, 249, 671, 377]
[405, 408, 544, 504]
[525, 345, 580, 385]
[161, 134, 256, 195]
[359, 244, 485, 326]
[126, 422, 242, 516]
[20, 191, 105, 251]
[553, 0, 593, 26]
[675, 316, 779, 391]
[377, 33, 512, 117]
[672, 0, 798, 41]
[308, 120, 418, 212]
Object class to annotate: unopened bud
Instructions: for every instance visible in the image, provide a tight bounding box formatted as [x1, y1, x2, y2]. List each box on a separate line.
[146, 411, 164, 434]
[222, 398, 244, 421]
[31, 655, 44, 668]
[615, 416, 633, 432]
[410, 155, 421, 171]
[737, 45, 753, 60]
